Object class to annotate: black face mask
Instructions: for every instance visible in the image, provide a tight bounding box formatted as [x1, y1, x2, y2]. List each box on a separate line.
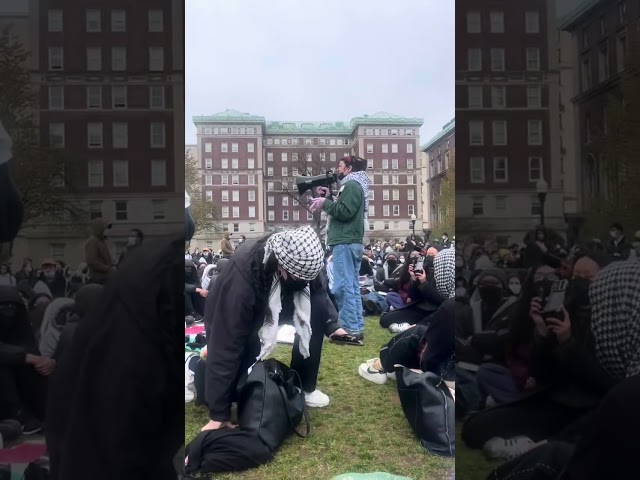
[478, 285, 503, 304]
[568, 278, 591, 307]
[280, 276, 308, 292]
[185, 267, 193, 276]
[387, 260, 398, 271]
[0, 303, 20, 331]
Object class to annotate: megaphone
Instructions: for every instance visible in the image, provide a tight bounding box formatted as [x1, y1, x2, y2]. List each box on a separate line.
[295, 171, 338, 196]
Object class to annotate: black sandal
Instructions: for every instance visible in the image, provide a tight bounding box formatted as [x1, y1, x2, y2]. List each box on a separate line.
[329, 334, 364, 346]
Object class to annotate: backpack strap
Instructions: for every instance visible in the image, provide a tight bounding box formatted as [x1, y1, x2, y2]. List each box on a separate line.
[278, 368, 311, 438]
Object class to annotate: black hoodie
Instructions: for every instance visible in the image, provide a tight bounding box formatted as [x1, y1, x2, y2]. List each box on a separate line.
[0, 286, 37, 366]
[46, 236, 183, 480]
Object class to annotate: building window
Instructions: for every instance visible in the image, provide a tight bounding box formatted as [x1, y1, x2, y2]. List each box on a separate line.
[48, 10, 63, 32]
[150, 86, 165, 108]
[617, 35, 627, 73]
[113, 160, 129, 186]
[148, 10, 164, 32]
[282, 196, 289, 206]
[367, 159, 374, 169]
[469, 120, 484, 145]
[525, 11, 540, 33]
[222, 207, 229, 218]
[220, 143, 228, 153]
[267, 167, 274, 176]
[407, 159, 414, 170]
[470, 157, 485, 183]
[528, 157, 543, 181]
[267, 152, 273, 161]
[86, 47, 102, 71]
[149, 47, 164, 71]
[367, 144, 374, 153]
[495, 195, 507, 212]
[88, 200, 102, 220]
[472, 197, 484, 216]
[408, 205, 415, 216]
[391, 144, 398, 153]
[282, 167, 288, 176]
[221, 190, 229, 202]
[232, 190, 239, 201]
[383, 221, 390, 230]
[88, 160, 103, 187]
[383, 189, 390, 201]
[231, 158, 238, 169]
[492, 120, 507, 145]
[466, 11, 481, 33]
[86, 9, 101, 32]
[526, 48, 540, 71]
[528, 120, 543, 145]
[493, 157, 508, 182]
[151, 159, 166, 186]
[48, 86, 64, 110]
[490, 11, 504, 33]
[86, 86, 102, 108]
[392, 205, 400, 216]
[111, 10, 126, 32]
[392, 189, 399, 201]
[205, 158, 212, 169]
[205, 143, 212, 153]
[281, 152, 287, 162]
[381, 159, 388, 169]
[248, 174, 255, 185]
[205, 175, 212, 186]
[87, 123, 103, 148]
[112, 85, 127, 108]
[249, 223, 256, 232]
[490, 48, 505, 71]
[268, 195, 275, 206]
[306, 153, 312, 162]
[382, 144, 389, 153]
[112, 122, 128, 148]
[392, 174, 399, 185]
[491, 86, 506, 108]
[382, 175, 389, 185]
[221, 175, 228, 185]
[248, 206, 256, 218]
[232, 207, 239, 218]
[232, 175, 239, 185]
[267, 182, 274, 191]
[151, 199, 167, 220]
[468, 85, 483, 108]
[468, 48, 482, 71]
[49, 47, 63, 70]
[598, 46, 610, 82]
[407, 189, 414, 201]
[282, 211, 289, 221]
[248, 158, 255, 169]
[406, 143, 413, 153]
[248, 143, 255, 153]
[527, 86, 541, 107]
[383, 205, 390, 217]
[112, 47, 126, 71]
[369, 205, 375, 216]
[150, 122, 165, 148]
[248, 190, 255, 202]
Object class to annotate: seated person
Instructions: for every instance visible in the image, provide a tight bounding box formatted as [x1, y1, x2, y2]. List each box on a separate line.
[185, 259, 207, 320]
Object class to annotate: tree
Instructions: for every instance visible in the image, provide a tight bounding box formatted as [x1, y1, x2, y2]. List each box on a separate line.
[431, 148, 455, 239]
[583, 20, 640, 238]
[0, 27, 81, 225]
[185, 152, 221, 236]
[279, 149, 333, 236]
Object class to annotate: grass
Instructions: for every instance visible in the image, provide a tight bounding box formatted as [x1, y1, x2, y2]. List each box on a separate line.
[454, 422, 499, 480]
[185, 316, 454, 480]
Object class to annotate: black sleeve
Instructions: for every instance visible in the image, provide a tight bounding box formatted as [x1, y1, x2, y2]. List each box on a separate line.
[553, 339, 615, 395]
[205, 268, 258, 422]
[420, 299, 455, 374]
[184, 282, 196, 294]
[0, 341, 27, 366]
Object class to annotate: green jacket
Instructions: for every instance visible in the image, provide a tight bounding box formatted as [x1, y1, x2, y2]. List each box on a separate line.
[322, 180, 365, 246]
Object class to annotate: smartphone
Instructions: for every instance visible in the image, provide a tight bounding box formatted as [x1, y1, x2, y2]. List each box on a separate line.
[413, 257, 425, 274]
[542, 279, 568, 322]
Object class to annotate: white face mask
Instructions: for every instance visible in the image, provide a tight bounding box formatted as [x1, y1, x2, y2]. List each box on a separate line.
[127, 236, 137, 246]
[509, 284, 522, 295]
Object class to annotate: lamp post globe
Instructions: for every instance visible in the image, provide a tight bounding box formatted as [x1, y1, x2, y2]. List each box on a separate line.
[410, 214, 417, 237]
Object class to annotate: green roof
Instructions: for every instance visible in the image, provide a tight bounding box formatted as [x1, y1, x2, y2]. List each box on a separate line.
[193, 109, 265, 124]
[558, 0, 603, 30]
[194, 110, 423, 134]
[421, 118, 455, 151]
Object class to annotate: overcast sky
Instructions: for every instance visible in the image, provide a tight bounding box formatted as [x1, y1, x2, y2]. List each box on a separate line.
[185, 0, 454, 145]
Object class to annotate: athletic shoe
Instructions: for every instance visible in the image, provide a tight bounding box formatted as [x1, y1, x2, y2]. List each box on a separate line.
[0, 419, 22, 448]
[185, 352, 197, 387]
[184, 315, 195, 326]
[358, 358, 387, 385]
[364, 299, 381, 315]
[304, 389, 330, 408]
[483, 436, 535, 460]
[185, 386, 195, 403]
[389, 322, 411, 333]
[15, 411, 42, 435]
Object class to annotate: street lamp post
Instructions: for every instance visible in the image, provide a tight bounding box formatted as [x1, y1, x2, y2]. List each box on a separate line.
[410, 214, 417, 237]
[536, 179, 548, 226]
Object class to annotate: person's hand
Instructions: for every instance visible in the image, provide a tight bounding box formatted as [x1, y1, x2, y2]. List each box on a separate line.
[546, 307, 572, 344]
[309, 197, 326, 212]
[197, 288, 208, 298]
[408, 264, 416, 281]
[201, 420, 236, 431]
[35, 358, 56, 376]
[536, 241, 548, 253]
[524, 377, 537, 389]
[316, 186, 330, 198]
[416, 270, 427, 284]
[529, 297, 549, 337]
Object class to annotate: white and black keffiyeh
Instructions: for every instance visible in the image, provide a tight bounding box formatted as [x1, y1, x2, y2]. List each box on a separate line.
[434, 247, 455, 299]
[342, 170, 370, 218]
[257, 226, 324, 361]
[590, 260, 640, 380]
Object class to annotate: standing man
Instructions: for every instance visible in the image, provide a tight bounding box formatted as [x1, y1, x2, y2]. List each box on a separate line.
[310, 156, 369, 342]
[84, 219, 114, 284]
[220, 231, 234, 258]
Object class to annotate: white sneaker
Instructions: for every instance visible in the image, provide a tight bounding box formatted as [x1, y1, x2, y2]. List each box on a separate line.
[304, 389, 330, 408]
[389, 322, 411, 333]
[386, 371, 397, 382]
[185, 352, 197, 387]
[483, 436, 535, 460]
[485, 395, 498, 408]
[358, 359, 388, 385]
[185, 386, 195, 403]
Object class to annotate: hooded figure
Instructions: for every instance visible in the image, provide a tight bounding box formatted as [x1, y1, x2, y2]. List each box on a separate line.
[203, 226, 336, 428]
[46, 236, 184, 480]
[84, 219, 113, 284]
[220, 231, 234, 257]
[185, 259, 206, 319]
[0, 120, 23, 263]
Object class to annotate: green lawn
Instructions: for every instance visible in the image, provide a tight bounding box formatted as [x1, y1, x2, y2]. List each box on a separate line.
[185, 316, 454, 480]
[454, 422, 499, 480]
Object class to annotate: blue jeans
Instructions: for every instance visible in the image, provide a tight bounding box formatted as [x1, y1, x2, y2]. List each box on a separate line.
[363, 292, 388, 314]
[331, 243, 365, 334]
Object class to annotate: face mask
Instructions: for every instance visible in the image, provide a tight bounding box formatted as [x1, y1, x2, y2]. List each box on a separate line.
[455, 287, 467, 297]
[44, 270, 56, 280]
[610, 231, 618, 239]
[478, 285, 503, 304]
[185, 268, 193, 276]
[280, 275, 308, 292]
[127, 236, 137, 246]
[399, 257, 405, 264]
[0, 303, 20, 329]
[568, 278, 591, 306]
[376, 259, 382, 265]
[508, 284, 522, 295]
[387, 260, 398, 271]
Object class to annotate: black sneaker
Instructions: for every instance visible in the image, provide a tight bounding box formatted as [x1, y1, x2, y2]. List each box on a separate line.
[15, 410, 42, 435]
[364, 299, 381, 315]
[0, 419, 22, 445]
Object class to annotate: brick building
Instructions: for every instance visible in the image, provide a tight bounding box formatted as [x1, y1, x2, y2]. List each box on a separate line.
[192, 110, 423, 249]
[560, 0, 637, 231]
[12, 0, 184, 264]
[421, 119, 455, 236]
[456, 0, 563, 245]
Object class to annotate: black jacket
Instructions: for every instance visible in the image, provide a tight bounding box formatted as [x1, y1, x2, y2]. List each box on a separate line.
[46, 236, 183, 480]
[204, 234, 337, 422]
[0, 286, 37, 366]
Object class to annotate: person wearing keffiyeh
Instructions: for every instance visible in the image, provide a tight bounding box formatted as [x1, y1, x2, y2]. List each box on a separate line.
[310, 156, 368, 341]
[202, 226, 347, 432]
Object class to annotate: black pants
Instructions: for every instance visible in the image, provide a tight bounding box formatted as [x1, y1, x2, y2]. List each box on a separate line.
[379, 325, 428, 373]
[0, 364, 47, 421]
[379, 306, 428, 328]
[462, 394, 588, 448]
[185, 292, 205, 318]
